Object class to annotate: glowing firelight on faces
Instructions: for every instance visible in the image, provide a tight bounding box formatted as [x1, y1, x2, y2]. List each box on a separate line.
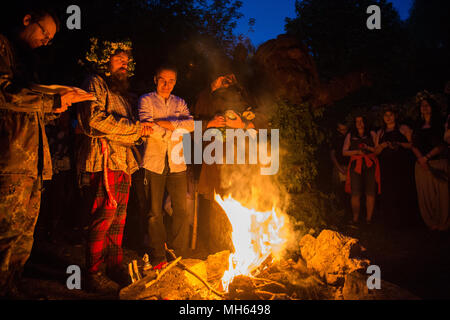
[215, 194, 287, 292]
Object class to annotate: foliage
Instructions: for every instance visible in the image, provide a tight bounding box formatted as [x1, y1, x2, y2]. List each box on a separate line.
[269, 100, 326, 193]
[198, 0, 244, 51]
[405, 0, 450, 92]
[407, 0, 450, 50]
[83, 38, 136, 76]
[285, 0, 405, 80]
[1, 0, 248, 105]
[286, 191, 340, 232]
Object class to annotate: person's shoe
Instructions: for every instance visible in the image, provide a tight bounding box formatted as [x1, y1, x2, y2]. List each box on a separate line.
[106, 265, 131, 288]
[85, 271, 119, 295]
[348, 220, 359, 229]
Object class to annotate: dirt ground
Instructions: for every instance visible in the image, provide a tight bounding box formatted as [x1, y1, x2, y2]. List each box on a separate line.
[13, 208, 450, 300]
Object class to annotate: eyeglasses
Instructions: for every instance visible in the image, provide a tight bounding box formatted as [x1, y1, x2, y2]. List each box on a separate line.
[35, 21, 53, 45]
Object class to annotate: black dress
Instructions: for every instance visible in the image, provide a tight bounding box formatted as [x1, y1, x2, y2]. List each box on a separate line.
[377, 128, 415, 225]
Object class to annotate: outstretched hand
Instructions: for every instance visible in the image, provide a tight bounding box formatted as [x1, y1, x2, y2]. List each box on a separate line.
[57, 89, 95, 113]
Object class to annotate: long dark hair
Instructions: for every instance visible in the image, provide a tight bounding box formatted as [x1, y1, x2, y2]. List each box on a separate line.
[417, 97, 443, 129]
[350, 114, 371, 138]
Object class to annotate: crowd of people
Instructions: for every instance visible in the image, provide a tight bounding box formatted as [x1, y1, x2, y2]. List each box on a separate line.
[330, 92, 449, 231]
[1, 6, 449, 299]
[0, 7, 258, 297]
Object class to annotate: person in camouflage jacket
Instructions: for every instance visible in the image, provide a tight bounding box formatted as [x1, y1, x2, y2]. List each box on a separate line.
[0, 9, 93, 297]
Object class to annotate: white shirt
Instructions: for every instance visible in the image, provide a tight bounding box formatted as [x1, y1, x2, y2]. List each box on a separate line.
[139, 92, 194, 174]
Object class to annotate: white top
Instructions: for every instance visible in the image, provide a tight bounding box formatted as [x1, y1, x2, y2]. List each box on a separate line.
[138, 92, 194, 174]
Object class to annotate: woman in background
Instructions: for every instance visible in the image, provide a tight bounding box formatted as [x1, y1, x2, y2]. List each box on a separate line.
[411, 92, 448, 231]
[374, 105, 415, 227]
[343, 115, 380, 226]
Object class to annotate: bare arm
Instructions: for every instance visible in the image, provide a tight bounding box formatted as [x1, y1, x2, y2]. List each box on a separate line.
[342, 133, 363, 157]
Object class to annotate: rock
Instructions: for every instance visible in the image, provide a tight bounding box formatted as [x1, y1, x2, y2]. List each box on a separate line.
[182, 259, 208, 290]
[253, 34, 371, 109]
[299, 230, 370, 286]
[119, 258, 213, 300]
[343, 271, 369, 300]
[206, 250, 230, 282]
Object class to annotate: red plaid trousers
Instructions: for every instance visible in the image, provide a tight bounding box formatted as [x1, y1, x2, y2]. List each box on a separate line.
[86, 169, 131, 273]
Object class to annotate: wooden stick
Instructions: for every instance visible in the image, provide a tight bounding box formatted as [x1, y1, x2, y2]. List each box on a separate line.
[254, 290, 291, 300]
[251, 277, 287, 290]
[133, 260, 141, 281]
[165, 245, 224, 298]
[144, 257, 182, 288]
[128, 263, 136, 283]
[191, 190, 198, 250]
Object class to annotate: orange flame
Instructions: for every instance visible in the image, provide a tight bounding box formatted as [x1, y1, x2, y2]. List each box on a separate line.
[215, 194, 288, 291]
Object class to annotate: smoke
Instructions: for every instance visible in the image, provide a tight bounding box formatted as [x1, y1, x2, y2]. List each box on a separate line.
[215, 138, 306, 258]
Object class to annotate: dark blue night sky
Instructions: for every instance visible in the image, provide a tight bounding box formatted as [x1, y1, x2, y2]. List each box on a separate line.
[236, 0, 414, 47]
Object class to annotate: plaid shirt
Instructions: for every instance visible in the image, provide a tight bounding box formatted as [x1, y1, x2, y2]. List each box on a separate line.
[77, 74, 142, 175]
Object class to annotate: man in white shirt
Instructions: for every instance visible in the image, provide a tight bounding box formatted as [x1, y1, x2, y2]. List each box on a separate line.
[139, 66, 194, 264]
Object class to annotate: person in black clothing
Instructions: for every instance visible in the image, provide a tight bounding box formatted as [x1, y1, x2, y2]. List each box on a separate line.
[374, 105, 416, 227]
[330, 121, 349, 211]
[411, 92, 448, 231]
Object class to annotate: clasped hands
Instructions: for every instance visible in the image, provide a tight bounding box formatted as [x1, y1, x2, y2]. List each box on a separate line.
[141, 120, 177, 137]
[141, 122, 154, 137]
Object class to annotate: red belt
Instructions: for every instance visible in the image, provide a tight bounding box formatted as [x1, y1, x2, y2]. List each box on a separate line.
[345, 153, 381, 194]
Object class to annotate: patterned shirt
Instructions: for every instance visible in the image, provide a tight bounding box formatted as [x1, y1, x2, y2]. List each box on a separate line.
[139, 92, 194, 174]
[0, 34, 58, 180]
[77, 74, 142, 175]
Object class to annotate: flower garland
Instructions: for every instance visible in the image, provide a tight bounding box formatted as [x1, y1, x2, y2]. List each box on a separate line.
[84, 37, 136, 77]
[415, 90, 436, 104]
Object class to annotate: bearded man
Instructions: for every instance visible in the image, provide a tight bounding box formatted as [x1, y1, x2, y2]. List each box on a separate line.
[77, 39, 152, 293]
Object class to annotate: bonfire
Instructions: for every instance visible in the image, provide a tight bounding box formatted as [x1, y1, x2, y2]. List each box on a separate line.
[119, 194, 417, 300]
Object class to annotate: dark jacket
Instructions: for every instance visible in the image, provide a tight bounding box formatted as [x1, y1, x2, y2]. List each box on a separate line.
[0, 33, 59, 180]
